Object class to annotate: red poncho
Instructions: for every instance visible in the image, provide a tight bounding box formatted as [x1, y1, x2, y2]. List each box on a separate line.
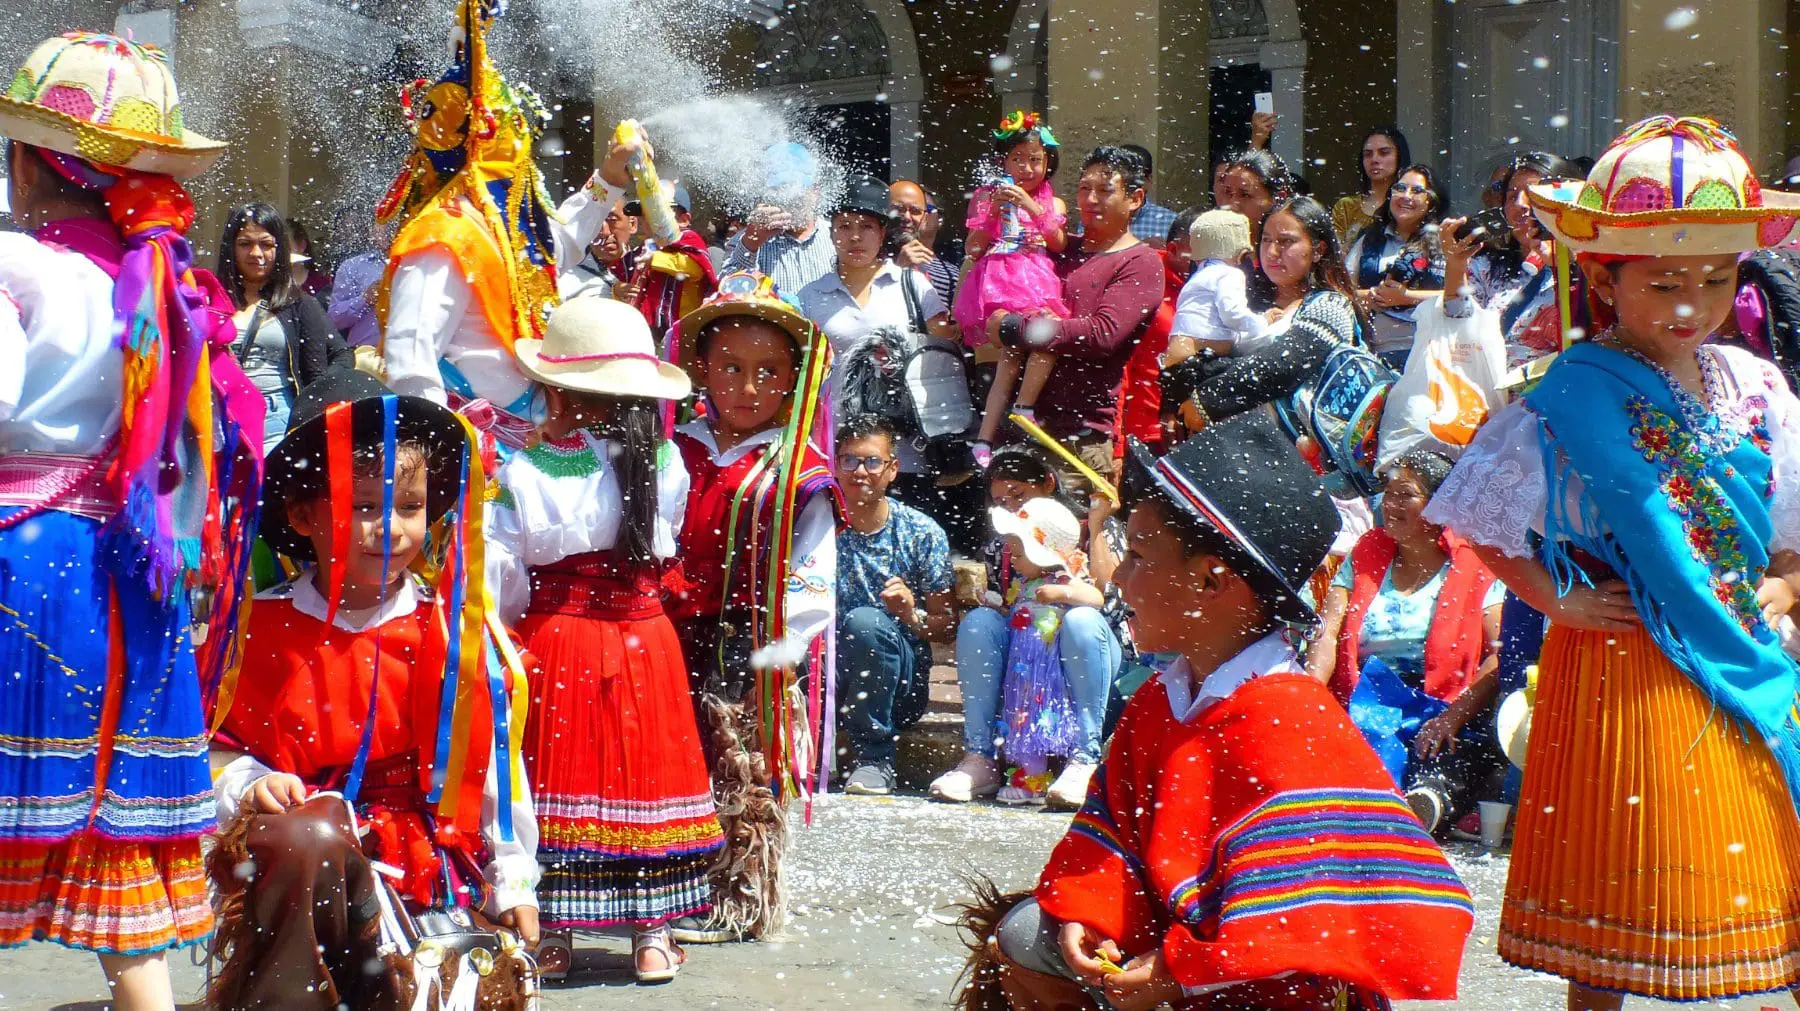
[1036, 670, 1473, 1000]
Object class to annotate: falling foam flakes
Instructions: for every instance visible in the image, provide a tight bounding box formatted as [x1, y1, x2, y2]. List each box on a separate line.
[1663, 7, 1699, 31]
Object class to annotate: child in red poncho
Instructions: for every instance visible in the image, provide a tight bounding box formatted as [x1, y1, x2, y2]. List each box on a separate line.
[963, 413, 1473, 1010]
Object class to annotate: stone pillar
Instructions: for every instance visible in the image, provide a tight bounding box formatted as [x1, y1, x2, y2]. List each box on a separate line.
[1155, 3, 1210, 210]
[1260, 39, 1307, 174]
[1046, 0, 1164, 170]
[1393, 0, 1444, 161]
[1617, 0, 1787, 173]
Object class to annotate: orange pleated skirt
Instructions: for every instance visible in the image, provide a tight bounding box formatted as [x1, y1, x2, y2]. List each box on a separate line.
[0, 833, 211, 955]
[1499, 623, 1800, 998]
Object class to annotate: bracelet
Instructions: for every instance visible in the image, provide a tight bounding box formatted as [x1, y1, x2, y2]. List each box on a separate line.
[912, 607, 929, 629]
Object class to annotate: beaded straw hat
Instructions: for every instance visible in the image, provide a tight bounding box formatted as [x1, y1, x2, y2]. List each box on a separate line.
[1527, 116, 1800, 257]
[0, 32, 224, 179]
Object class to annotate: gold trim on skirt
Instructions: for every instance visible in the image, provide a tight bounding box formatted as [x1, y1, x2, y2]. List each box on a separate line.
[1499, 623, 1800, 998]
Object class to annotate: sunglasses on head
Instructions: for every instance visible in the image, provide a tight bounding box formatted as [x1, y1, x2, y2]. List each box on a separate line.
[837, 454, 891, 473]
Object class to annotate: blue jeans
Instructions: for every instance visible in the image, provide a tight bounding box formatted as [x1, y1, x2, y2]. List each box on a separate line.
[955, 606, 1119, 764]
[835, 606, 932, 767]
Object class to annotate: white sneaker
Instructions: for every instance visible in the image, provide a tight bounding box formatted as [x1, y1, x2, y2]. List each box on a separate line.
[928, 754, 1002, 803]
[1046, 762, 1096, 811]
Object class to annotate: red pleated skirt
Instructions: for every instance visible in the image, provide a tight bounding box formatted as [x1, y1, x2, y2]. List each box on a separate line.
[518, 556, 724, 926]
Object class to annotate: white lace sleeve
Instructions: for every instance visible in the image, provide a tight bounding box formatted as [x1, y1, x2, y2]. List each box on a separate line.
[1422, 401, 1547, 557]
[1716, 346, 1800, 554]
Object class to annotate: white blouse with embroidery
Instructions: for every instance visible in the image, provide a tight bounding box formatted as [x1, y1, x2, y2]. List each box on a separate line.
[485, 431, 690, 626]
[1423, 343, 1800, 559]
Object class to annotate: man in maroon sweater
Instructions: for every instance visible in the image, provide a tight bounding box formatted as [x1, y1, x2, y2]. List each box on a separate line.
[988, 146, 1165, 498]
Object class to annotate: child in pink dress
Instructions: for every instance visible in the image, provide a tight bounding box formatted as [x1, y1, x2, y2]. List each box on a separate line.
[955, 112, 1070, 467]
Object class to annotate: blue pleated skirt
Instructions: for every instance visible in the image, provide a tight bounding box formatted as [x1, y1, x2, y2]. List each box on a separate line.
[0, 507, 214, 843]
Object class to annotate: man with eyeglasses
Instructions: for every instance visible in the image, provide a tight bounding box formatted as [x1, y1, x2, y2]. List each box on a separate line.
[889, 179, 959, 307]
[832, 414, 957, 795]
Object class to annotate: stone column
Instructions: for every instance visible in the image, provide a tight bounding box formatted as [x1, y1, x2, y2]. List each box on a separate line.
[1617, 0, 1787, 173]
[1260, 38, 1307, 175]
[1046, 0, 1164, 170]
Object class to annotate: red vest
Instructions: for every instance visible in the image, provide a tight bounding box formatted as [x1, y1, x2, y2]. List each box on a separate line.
[1330, 529, 1495, 705]
[669, 431, 835, 623]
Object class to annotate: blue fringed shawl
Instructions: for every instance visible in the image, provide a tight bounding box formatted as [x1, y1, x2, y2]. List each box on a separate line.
[1524, 341, 1800, 813]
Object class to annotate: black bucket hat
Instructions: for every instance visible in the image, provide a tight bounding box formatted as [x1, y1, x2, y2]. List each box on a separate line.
[259, 367, 472, 561]
[1122, 413, 1341, 626]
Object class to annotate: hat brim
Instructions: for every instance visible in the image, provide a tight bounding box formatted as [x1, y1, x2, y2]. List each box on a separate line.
[1528, 182, 1800, 256]
[988, 507, 1072, 572]
[259, 395, 470, 562]
[0, 96, 227, 180]
[675, 298, 817, 370]
[515, 337, 692, 401]
[1123, 440, 1319, 627]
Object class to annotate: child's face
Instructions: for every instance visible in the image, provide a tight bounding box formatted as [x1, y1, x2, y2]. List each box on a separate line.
[1002, 535, 1054, 579]
[1594, 254, 1740, 354]
[288, 461, 430, 601]
[698, 319, 800, 437]
[990, 475, 1055, 514]
[1003, 137, 1050, 190]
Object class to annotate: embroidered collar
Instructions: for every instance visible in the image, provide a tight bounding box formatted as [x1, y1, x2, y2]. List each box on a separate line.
[678, 417, 784, 468]
[261, 569, 423, 633]
[1161, 632, 1304, 724]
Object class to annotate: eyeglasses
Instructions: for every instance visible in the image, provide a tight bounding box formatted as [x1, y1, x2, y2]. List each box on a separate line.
[1391, 183, 1431, 196]
[836, 454, 892, 474]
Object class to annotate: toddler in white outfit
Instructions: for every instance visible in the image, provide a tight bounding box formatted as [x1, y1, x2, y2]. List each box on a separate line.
[1164, 209, 1270, 367]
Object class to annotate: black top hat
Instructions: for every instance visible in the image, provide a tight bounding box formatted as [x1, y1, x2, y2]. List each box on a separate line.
[834, 175, 894, 222]
[1122, 413, 1340, 626]
[260, 367, 472, 561]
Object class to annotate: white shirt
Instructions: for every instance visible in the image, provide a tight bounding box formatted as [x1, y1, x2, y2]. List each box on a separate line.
[211, 573, 541, 913]
[383, 177, 624, 411]
[677, 418, 838, 652]
[796, 260, 948, 356]
[0, 232, 122, 455]
[486, 432, 691, 626]
[1169, 259, 1270, 354]
[1159, 632, 1306, 724]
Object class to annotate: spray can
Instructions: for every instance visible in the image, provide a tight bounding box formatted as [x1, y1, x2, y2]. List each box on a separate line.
[995, 171, 1025, 250]
[613, 119, 682, 246]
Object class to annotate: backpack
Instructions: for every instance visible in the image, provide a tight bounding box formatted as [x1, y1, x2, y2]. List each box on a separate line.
[1276, 296, 1396, 499]
[1734, 248, 1800, 391]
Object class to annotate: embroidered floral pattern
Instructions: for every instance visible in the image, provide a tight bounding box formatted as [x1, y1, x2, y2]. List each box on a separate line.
[1627, 397, 1766, 632]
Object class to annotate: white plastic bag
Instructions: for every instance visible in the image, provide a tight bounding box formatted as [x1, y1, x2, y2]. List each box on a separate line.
[1375, 296, 1507, 473]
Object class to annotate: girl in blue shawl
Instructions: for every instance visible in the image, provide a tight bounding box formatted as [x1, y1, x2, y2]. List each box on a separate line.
[1425, 117, 1800, 1009]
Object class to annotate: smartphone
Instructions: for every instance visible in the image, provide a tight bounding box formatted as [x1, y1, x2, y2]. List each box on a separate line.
[1253, 92, 1274, 115]
[1454, 206, 1510, 245]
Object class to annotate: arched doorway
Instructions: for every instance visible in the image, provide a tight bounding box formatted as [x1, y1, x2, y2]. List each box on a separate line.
[740, 0, 924, 181]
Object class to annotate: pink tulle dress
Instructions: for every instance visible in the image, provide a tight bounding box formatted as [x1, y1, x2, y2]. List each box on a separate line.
[953, 179, 1070, 347]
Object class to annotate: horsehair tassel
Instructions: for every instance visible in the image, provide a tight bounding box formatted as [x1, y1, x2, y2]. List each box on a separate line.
[323, 401, 357, 629]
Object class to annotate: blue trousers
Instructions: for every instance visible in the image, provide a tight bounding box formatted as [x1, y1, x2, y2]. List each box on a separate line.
[835, 606, 933, 766]
[954, 606, 1120, 764]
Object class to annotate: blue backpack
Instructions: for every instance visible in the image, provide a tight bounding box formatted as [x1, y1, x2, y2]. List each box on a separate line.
[1276, 298, 1395, 499]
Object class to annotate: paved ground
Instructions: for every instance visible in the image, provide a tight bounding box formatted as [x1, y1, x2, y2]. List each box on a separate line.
[3, 794, 1796, 1010]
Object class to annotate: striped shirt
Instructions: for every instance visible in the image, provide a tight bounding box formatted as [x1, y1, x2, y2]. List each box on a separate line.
[722, 217, 838, 301]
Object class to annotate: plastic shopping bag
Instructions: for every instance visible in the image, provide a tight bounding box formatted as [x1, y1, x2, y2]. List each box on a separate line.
[1375, 296, 1506, 473]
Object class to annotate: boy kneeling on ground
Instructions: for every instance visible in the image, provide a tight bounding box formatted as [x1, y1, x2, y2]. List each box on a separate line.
[960, 413, 1474, 1010]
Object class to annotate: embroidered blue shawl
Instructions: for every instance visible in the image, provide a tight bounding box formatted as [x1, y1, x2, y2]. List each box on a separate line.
[1525, 341, 1800, 812]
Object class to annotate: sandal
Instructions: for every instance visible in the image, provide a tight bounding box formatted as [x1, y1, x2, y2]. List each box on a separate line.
[534, 930, 573, 983]
[634, 925, 686, 984]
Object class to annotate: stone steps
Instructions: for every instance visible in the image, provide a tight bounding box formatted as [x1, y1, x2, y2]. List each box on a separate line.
[896, 648, 965, 791]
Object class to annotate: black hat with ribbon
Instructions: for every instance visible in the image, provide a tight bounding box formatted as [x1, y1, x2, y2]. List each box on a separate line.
[1122, 413, 1341, 626]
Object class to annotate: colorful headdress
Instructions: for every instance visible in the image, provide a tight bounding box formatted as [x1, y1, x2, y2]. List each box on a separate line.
[247, 368, 528, 839]
[994, 110, 1057, 148]
[1528, 116, 1800, 256]
[0, 32, 225, 178]
[377, 0, 560, 353]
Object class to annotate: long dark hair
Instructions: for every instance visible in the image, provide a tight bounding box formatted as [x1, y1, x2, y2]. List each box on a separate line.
[1226, 148, 1296, 207]
[217, 202, 297, 311]
[1260, 195, 1373, 337]
[1355, 126, 1412, 197]
[1351, 164, 1448, 280]
[598, 395, 664, 566]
